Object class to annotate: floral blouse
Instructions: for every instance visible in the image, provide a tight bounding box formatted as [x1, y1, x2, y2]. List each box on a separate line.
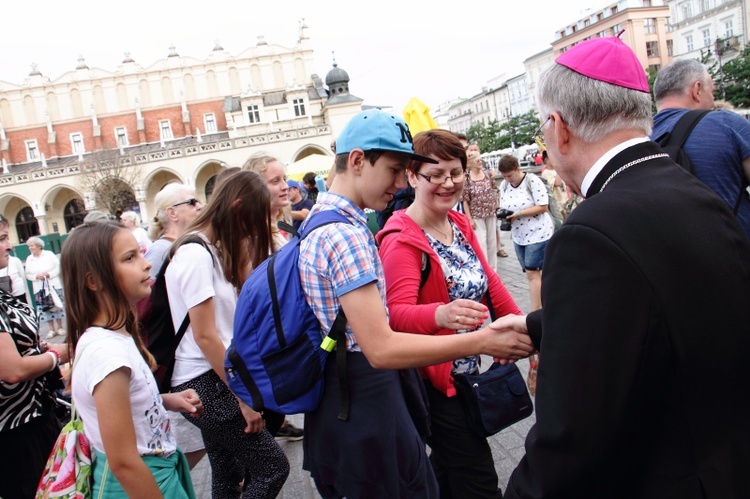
[462, 171, 498, 219]
[424, 220, 488, 375]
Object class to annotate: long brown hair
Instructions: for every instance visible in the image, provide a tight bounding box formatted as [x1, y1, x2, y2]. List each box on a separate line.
[62, 221, 155, 367]
[176, 170, 272, 290]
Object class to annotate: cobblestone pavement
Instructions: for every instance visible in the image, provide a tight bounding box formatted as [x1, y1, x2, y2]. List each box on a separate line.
[49, 230, 535, 498]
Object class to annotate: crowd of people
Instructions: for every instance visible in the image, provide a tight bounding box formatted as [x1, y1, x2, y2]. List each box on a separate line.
[2, 34, 750, 499]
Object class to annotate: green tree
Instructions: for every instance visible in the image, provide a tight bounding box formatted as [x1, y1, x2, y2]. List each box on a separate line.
[467, 111, 542, 152]
[467, 120, 503, 153]
[715, 46, 750, 108]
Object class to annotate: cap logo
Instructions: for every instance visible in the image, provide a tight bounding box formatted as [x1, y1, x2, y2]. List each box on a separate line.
[395, 122, 413, 145]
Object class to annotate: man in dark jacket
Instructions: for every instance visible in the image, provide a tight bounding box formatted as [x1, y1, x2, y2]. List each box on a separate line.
[500, 36, 750, 499]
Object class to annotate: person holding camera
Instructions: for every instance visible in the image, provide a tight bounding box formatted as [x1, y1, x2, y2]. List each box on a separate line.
[497, 155, 554, 311]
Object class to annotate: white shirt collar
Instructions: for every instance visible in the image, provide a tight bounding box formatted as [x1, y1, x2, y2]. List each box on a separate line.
[580, 137, 650, 197]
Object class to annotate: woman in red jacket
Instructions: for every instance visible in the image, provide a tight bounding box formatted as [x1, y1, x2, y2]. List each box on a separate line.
[377, 129, 523, 499]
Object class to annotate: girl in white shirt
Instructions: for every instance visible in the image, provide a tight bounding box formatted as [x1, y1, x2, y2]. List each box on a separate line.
[166, 171, 290, 498]
[62, 221, 203, 498]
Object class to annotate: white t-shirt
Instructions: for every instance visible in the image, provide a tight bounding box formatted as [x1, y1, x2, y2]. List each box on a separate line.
[71, 327, 177, 457]
[500, 173, 555, 246]
[0, 255, 28, 298]
[165, 233, 238, 386]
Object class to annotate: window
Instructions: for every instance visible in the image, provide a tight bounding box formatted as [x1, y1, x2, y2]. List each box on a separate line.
[685, 34, 694, 52]
[159, 120, 173, 140]
[115, 127, 128, 147]
[25, 140, 39, 161]
[642, 0, 652, 5]
[702, 29, 711, 47]
[204, 113, 217, 133]
[700, 0, 711, 12]
[584, 19, 590, 27]
[724, 19, 733, 38]
[667, 39, 674, 56]
[644, 18, 656, 34]
[611, 6, 618, 14]
[70, 133, 84, 154]
[613, 24, 622, 34]
[247, 105, 260, 124]
[646, 41, 660, 57]
[596, 13, 603, 21]
[680, 1, 692, 20]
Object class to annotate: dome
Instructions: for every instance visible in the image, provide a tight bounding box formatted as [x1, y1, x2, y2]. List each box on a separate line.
[325, 62, 349, 87]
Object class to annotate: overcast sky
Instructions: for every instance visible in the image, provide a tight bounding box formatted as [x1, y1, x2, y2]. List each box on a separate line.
[0, 1, 604, 114]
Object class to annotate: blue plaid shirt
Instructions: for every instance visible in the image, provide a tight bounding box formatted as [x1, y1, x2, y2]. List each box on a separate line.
[299, 192, 387, 352]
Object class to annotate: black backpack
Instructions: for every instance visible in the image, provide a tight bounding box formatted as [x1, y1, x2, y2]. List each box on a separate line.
[654, 109, 711, 176]
[137, 235, 213, 393]
[655, 110, 746, 214]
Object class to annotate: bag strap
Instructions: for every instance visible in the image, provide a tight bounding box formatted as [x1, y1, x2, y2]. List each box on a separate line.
[658, 110, 711, 150]
[158, 235, 215, 392]
[296, 210, 353, 420]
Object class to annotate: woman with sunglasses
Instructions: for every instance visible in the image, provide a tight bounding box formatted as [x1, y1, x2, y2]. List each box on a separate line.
[145, 184, 203, 278]
[378, 129, 523, 499]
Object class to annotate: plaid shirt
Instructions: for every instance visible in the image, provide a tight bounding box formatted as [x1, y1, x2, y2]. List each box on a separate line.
[299, 192, 387, 352]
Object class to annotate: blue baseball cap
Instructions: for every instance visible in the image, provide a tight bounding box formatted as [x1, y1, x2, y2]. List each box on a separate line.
[287, 180, 300, 189]
[335, 109, 438, 164]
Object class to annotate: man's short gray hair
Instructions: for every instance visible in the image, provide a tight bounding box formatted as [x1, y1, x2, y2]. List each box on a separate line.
[653, 59, 710, 103]
[537, 63, 653, 143]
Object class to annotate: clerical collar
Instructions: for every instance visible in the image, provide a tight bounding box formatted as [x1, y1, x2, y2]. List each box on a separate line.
[580, 137, 650, 197]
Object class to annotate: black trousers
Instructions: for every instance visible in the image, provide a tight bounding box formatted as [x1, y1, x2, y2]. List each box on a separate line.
[424, 380, 502, 499]
[0, 409, 59, 499]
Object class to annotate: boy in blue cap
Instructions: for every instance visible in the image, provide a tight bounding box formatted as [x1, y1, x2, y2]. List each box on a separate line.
[299, 109, 534, 498]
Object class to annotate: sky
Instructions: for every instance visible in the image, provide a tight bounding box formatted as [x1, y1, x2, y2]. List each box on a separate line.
[0, 1, 605, 115]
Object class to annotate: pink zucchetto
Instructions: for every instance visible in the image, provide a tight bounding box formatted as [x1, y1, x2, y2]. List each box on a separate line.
[555, 36, 650, 93]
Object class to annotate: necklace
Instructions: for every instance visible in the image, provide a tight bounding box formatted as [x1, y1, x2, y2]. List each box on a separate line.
[425, 220, 450, 239]
[599, 154, 668, 192]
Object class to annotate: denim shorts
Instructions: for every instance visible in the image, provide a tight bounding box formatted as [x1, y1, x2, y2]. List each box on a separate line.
[514, 240, 547, 271]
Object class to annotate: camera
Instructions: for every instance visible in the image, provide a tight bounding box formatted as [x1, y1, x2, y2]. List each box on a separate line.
[496, 209, 514, 231]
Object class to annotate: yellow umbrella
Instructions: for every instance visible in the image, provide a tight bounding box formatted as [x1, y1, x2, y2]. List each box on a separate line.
[402, 97, 438, 135]
[286, 154, 334, 181]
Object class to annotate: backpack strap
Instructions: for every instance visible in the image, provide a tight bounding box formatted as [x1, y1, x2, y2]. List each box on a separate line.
[658, 110, 711, 150]
[157, 235, 215, 393]
[298, 210, 353, 420]
[277, 220, 297, 238]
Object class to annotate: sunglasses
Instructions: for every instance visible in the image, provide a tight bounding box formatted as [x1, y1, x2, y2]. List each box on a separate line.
[171, 198, 199, 208]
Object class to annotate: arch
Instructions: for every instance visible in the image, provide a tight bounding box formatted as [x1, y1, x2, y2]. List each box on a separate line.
[290, 144, 331, 162]
[294, 58, 306, 86]
[93, 85, 107, 114]
[23, 94, 38, 124]
[184, 74, 196, 100]
[116, 82, 129, 111]
[93, 177, 137, 218]
[272, 61, 284, 89]
[161, 76, 175, 103]
[0, 194, 38, 245]
[228, 67, 241, 94]
[194, 159, 226, 201]
[41, 185, 86, 234]
[70, 88, 84, 118]
[250, 64, 262, 90]
[46, 92, 60, 121]
[206, 70, 219, 97]
[143, 168, 183, 220]
[0, 98, 14, 128]
[15, 206, 40, 243]
[139, 79, 152, 107]
[63, 199, 86, 231]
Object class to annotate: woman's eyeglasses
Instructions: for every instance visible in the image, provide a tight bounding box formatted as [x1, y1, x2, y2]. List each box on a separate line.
[171, 198, 199, 208]
[417, 173, 466, 185]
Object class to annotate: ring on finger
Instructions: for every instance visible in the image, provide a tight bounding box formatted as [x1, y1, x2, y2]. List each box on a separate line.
[456, 315, 462, 323]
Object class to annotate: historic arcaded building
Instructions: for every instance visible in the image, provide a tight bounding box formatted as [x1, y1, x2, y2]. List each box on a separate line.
[0, 22, 363, 244]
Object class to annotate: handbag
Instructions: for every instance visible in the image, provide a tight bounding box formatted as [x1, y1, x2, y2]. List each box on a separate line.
[35, 278, 58, 312]
[36, 342, 103, 499]
[48, 283, 64, 310]
[453, 362, 533, 438]
[451, 291, 533, 438]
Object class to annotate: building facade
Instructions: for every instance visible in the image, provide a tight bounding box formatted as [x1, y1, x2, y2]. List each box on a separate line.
[0, 22, 363, 245]
[666, 0, 746, 70]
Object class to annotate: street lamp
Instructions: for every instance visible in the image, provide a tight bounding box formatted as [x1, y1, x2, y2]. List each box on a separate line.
[715, 37, 729, 100]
